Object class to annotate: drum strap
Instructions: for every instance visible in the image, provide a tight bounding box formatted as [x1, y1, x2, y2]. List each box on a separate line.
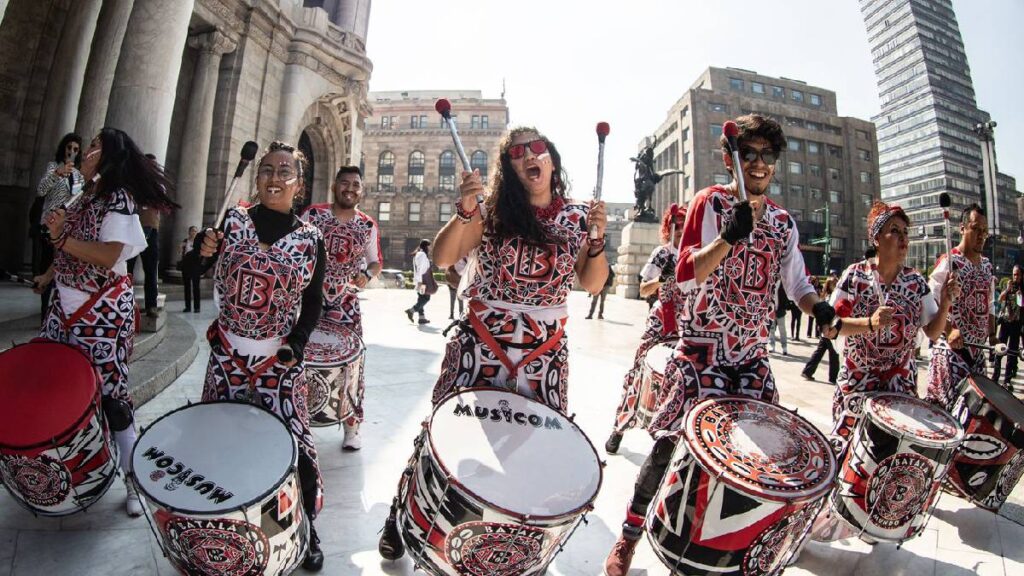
[467, 300, 565, 384]
[61, 275, 130, 330]
[210, 322, 284, 403]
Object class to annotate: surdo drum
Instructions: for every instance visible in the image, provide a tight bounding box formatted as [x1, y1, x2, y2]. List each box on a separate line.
[945, 373, 1024, 511]
[397, 389, 602, 576]
[0, 341, 120, 516]
[647, 397, 836, 576]
[304, 320, 364, 427]
[132, 402, 308, 576]
[637, 343, 676, 429]
[831, 393, 963, 543]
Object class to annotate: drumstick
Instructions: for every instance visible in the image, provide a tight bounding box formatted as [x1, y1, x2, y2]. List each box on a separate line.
[0, 268, 36, 289]
[722, 121, 752, 244]
[435, 98, 486, 219]
[965, 342, 1024, 359]
[591, 122, 610, 239]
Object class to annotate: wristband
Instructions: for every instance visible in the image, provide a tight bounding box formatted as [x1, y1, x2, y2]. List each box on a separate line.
[587, 244, 605, 259]
[455, 201, 479, 222]
[588, 236, 606, 247]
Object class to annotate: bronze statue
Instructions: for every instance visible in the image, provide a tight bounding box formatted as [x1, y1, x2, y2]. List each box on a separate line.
[631, 146, 661, 222]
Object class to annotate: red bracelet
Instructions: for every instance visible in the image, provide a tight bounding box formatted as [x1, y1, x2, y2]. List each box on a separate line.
[455, 201, 479, 222]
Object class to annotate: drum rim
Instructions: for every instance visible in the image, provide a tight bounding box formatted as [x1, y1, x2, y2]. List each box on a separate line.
[960, 374, 1024, 436]
[305, 324, 366, 367]
[683, 396, 837, 503]
[0, 340, 102, 450]
[427, 386, 603, 521]
[131, 400, 298, 515]
[865, 392, 964, 448]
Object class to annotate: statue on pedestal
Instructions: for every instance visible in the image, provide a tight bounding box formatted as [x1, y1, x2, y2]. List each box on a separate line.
[631, 146, 660, 222]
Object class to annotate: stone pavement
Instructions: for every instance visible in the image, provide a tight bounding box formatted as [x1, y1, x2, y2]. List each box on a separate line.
[2, 289, 1023, 575]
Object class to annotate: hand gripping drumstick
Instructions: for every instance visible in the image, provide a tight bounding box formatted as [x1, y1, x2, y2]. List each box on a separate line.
[939, 192, 956, 281]
[0, 268, 37, 289]
[435, 99, 486, 219]
[591, 122, 610, 239]
[722, 121, 752, 243]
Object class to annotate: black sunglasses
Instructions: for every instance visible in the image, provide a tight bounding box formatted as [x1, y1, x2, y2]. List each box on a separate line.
[739, 146, 778, 166]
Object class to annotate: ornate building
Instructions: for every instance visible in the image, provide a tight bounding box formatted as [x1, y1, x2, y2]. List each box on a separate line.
[359, 90, 508, 269]
[0, 0, 372, 271]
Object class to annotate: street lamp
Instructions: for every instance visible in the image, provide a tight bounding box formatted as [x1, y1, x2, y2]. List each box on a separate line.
[975, 120, 999, 267]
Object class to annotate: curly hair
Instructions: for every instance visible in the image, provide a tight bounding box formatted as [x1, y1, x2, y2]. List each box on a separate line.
[53, 133, 83, 167]
[255, 141, 308, 202]
[659, 203, 686, 244]
[92, 127, 178, 212]
[483, 126, 570, 245]
[718, 114, 787, 158]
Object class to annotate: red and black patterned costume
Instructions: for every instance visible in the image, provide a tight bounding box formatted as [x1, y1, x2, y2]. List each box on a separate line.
[301, 205, 380, 426]
[925, 250, 992, 409]
[201, 206, 326, 519]
[432, 198, 590, 413]
[829, 259, 937, 448]
[611, 244, 685, 433]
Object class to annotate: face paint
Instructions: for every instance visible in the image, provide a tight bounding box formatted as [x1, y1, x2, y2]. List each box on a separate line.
[284, 177, 298, 185]
[85, 149, 101, 159]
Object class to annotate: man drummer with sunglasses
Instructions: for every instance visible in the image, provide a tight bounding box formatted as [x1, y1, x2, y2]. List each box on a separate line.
[604, 114, 836, 576]
[300, 166, 381, 451]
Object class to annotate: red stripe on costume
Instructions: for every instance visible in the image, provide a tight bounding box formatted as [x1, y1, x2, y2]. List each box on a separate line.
[676, 190, 709, 287]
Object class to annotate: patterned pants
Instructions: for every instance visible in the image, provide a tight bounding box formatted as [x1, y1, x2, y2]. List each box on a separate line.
[925, 340, 982, 410]
[41, 279, 136, 410]
[202, 341, 323, 519]
[432, 302, 569, 412]
[324, 296, 365, 426]
[611, 334, 676, 433]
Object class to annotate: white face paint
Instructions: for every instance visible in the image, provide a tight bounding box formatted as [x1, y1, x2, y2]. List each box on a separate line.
[85, 149, 101, 159]
[536, 152, 552, 162]
[284, 177, 298, 186]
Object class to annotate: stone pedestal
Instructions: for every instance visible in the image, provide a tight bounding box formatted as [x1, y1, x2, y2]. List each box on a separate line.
[138, 309, 166, 334]
[613, 221, 662, 299]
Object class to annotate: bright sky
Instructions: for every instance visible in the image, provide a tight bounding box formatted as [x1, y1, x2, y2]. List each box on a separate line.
[366, 0, 1024, 205]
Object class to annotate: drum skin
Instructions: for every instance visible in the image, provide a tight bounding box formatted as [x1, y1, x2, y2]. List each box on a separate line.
[132, 402, 308, 576]
[637, 343, 675, 429]
[398, 389, 602, 576]
[946, 374, 1024, 511]
[304, 320, 364, 427]
[0, 341, 119, 516]
[832, 393, 963, 542]
[647, 397, 835, 576]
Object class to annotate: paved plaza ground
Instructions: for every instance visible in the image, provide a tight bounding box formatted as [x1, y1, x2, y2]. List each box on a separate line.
[1, 287, 1023, 575]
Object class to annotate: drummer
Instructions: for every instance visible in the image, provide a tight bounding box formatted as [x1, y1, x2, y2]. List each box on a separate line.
[33, 128, 177, 518]
[603, 114, 837, 576]
[925, 204, 995, 409]
[377, 126, 608, 561]
[300, 165, 381, 451]
[604, 203, 686, 454]
[199, 141, 327, 572]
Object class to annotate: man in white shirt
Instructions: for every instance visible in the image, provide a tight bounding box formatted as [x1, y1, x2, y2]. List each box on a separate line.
[406, 239, 433, 324]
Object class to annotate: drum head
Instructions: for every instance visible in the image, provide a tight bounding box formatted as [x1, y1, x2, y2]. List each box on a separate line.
[0, 341, 97, 448]
[430, 389, 601, 519]
[644, 343, 676, 374]
[305, 320, 364, 368]
[683, 397, 835, 502]
[867, 393, 963, 446]
[132, 402, 296, 514]
[961, 374, 1024, 430]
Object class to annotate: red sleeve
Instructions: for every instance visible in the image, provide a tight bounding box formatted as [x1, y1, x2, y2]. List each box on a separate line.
[675, 190, 711, 288]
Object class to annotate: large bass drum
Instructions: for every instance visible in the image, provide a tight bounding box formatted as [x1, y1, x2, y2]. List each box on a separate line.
[305, 319, 364, 427]
[398, 389, 602, 576]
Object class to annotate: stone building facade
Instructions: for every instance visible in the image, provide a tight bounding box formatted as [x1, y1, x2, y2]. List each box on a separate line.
[359, 90, 508, 269]
[643, 67, 881, 274]
[0, 0, 372, 272]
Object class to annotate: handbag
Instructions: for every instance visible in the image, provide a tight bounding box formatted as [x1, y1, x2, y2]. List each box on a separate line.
[422, 266, 439, 296]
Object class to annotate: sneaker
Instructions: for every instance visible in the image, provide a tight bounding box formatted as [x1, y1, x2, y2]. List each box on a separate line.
[342, 424, 362, 451]
[605, 432, 623, 454]
[379, 512, 405, 560]
[125, 482, 144, 518]
[303, 524, 324, 571]
[598, 315, 604, 320]
[603, 534, 639, 576]
[404, 308, 414, 322]
[418, 317, 430, 325]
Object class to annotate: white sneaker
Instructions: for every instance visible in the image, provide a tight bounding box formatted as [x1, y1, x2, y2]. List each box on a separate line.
[342, 424, 362, 451]
[125, 481, 144, 517]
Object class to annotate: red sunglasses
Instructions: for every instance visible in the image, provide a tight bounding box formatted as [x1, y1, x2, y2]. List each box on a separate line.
[507, 139, 548, 160]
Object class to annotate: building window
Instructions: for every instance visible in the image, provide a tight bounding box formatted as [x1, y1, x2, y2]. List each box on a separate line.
[810, 188, 823, 200]
[408, 150, 425, 190]
[377, 151, 395, 191]
[378, 201, 391, 221]
[790, 184, 804, 197]
[856, 129, 870, 140]
[858, 148, 872, 161]
[831, 237, 845, 250]
[810, 164, 822, 177]
[471, 150, 488, 182]
[807, 142, 820, 154]
[828, 167, 842, 180]
[861, 193, 873, 207]
[471, 115, 480, 129]
[752, 82, 765, 94]
[439, 202, 452, 221]
[481, 115, 489, 129]
[380, 116, 391, 129]
[684, 151, 690, 165]
[708, 102, 727, 113]
[377, 174, 394, 190]
[710, 124, 723, 138]
[441, 114, 458, 128]
[439, 150, 456, 191]
[729, 77, 744, 91]
[788, 139, 802, 152]
[828, 145, 842, 158]
[684, 175, 691, 189]
[714, 173, 730, 185]
[409, 116, 419, 129]
[681, 127, 689, 142]
[408, 174, 424, 189]
[806, 121, 821, 131]
[408, 202, 421, 222]
[811, 210, 824, 223]
[439, 174, 456, 191]
[860, 171, 871, 183]
[792, 89, 804, 103]
[810, 94, 822, 106]
[769, 182, 782, 195]
[772, 85, 785, 99]
[789, 161, 803, 175]
[830, 191, 841, 204]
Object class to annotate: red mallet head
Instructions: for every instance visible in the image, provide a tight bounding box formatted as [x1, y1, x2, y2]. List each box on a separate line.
[434, 98, 452, 118]
[722, 120, 741, 153]
[669, 203, 679, 219]
[596, 122, 610, 142]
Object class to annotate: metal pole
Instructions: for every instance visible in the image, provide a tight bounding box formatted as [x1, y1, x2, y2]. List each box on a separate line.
[823, 201, 831, 272]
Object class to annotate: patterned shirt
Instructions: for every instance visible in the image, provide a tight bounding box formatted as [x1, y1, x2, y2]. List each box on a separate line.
[929, 249, 991, 347]
[301, 205, 380, 307]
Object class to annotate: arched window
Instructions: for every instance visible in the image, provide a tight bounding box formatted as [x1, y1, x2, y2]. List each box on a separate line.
[408, 151, 425, 190]
[471, 150, 488, 183]
[377, 151, 395, 191]
[439, 150, 456, 191]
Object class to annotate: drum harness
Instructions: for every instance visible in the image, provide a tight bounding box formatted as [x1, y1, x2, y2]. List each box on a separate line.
[464, 300, 566, 392]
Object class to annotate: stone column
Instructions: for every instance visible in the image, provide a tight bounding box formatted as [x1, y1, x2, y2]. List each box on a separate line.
[105, 0, 194, 162]
[75, 0, 136, 140]
[614, 221, 661, 298]
[31, 0, 103, 188]
[173, 30, 236, 253]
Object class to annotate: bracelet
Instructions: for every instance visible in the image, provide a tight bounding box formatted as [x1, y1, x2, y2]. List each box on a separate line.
[587, 235, 606, 247]
[51, 230, 67, 249]
[455, 201, 479, 222]
[587, 244, 605, 259]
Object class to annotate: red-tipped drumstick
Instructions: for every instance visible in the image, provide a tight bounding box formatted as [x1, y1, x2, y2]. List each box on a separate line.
[722, 121, 747, 202]
[591, 121, 610, 239]
[939, 192, 955, 278]
[435, 98, 485, 218]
